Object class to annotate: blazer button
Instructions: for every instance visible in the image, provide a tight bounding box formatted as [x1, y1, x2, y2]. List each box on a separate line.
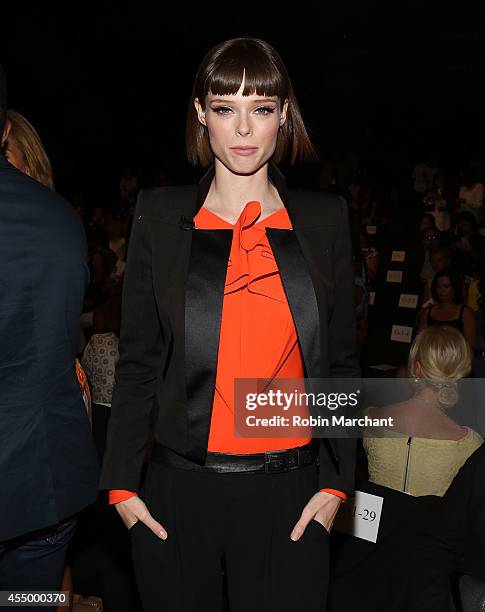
[179, 215, 195, 230]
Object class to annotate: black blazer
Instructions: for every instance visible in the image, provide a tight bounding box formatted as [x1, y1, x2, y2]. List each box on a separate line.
[412, 444, 485, 611]
[0, 155, 99, 543]
[100, 162, 360, 495]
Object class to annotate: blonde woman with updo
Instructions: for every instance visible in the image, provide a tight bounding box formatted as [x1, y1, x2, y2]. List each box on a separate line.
[363, 326, 482, 497]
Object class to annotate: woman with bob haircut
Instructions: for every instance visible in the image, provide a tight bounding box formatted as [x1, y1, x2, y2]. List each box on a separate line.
[100, 37, 359, 611]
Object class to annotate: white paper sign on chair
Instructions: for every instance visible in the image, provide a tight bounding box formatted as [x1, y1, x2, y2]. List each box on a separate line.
[386, 270, 403, 283]
[391, 250, 406, 262]
[333, 490, 383, 543]
[390, 324, 413, 343]
[398, 293, 418, 309]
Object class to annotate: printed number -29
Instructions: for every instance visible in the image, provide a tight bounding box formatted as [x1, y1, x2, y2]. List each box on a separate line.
[361, 509, 376, 521]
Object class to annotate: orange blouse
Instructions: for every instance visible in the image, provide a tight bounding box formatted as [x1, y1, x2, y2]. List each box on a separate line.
[203, 200, 311, 452]
[109, 201, 345, 504]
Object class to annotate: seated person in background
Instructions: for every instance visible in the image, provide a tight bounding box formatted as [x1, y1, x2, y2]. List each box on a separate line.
[107, 219, 127, 279]
[458, 162, 484, 223]
[81, 289, 121, 460]
[421, 246, 451, 307]
[363, 326, 482, 496]
[83, 246, 119, 314]
[419, 225, 442, 290]
[419, 213, 436, 234]
[451, 211, 485, 278]
[422, 171, 452, 233]
[416, 268, 476, 350]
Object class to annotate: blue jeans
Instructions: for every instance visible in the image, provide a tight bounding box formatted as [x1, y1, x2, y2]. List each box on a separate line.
[0, 515, 78, 610]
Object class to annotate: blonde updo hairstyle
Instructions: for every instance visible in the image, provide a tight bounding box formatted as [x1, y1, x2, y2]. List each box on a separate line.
[408, 326, 472, 407]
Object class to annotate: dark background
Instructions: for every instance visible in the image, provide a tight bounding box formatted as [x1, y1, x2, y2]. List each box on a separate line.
[2, 2, 485, 202]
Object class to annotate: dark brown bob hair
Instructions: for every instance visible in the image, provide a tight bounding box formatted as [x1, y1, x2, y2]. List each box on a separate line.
[186, 37, 316, 167]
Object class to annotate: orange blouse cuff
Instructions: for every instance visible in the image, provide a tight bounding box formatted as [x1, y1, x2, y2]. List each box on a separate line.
[109, 490, 137, 505]
[319, 488, 347, 502]
[110, 489, 346, 504]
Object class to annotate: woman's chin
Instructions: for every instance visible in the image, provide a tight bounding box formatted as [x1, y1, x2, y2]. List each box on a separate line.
[217, 156, 268, 177]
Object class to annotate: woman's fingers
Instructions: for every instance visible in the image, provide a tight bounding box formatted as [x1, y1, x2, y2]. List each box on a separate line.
[116, 496, 168, 539]
[290, 491, 342, 541]
[142, 513, 168, 540]
[290, 507, 314, 541]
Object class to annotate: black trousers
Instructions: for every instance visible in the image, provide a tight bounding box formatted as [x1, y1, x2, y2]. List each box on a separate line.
[130, 460, 329, 612]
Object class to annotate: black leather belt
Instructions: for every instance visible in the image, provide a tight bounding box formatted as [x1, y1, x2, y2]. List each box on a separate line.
[150, 440, 319, 474]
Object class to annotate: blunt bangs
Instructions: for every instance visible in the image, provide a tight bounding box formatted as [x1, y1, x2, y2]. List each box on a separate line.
[203, 47, 288, 104]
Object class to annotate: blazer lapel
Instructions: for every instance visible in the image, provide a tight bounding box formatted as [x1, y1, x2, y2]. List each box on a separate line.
[183, 227, 232, 462]
[265, 228, 321, 380]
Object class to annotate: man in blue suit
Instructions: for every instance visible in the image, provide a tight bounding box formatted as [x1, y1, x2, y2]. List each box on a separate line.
[0, 65, 99, 595]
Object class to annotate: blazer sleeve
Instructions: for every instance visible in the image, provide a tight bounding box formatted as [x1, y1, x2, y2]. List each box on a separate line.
[318, 196, 360, 495]
[99, 190, 166, 492]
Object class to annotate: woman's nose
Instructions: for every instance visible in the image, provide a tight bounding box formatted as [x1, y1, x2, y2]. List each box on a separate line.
[236, 115, 251, 136]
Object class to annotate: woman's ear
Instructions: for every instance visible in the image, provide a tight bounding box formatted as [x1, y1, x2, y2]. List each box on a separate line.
[194, 98, 206, 127]
[414, 361, 423, 378]
[279, 99, 289, 127]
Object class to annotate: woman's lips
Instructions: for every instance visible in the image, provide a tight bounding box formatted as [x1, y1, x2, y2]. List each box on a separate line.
[230, 147, 258, 156]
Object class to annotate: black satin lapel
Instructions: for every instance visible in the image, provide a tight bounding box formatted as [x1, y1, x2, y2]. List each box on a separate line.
[265, 228, 321, 380]
[184, 228, 233, 463]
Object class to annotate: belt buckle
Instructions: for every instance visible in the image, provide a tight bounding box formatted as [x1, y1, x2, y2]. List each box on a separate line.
[264, 450, 290, 473]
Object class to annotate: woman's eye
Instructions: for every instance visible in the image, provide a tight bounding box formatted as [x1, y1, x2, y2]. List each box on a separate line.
[213, 106, 232, 114]
[255, 107, 275, 115]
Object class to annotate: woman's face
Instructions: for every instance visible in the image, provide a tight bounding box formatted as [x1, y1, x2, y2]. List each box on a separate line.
[436, 276, 454, 303]
[430, 252, 448, 272]
[5, 137, 28, 175]
[434, 175, 445, 190]
[419, 217, 433, 233]
[458, 219, 473, 236]
[194, 73, 288, 176]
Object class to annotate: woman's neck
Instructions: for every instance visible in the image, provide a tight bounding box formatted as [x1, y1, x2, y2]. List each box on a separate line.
[413, 384, 441, 411]
[203, 160, 282, 222]
[436, 300, 455, 309]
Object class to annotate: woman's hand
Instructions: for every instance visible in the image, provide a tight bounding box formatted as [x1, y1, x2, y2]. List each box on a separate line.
[290, 491, 342, 541]
[115, 495, 168, 540]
